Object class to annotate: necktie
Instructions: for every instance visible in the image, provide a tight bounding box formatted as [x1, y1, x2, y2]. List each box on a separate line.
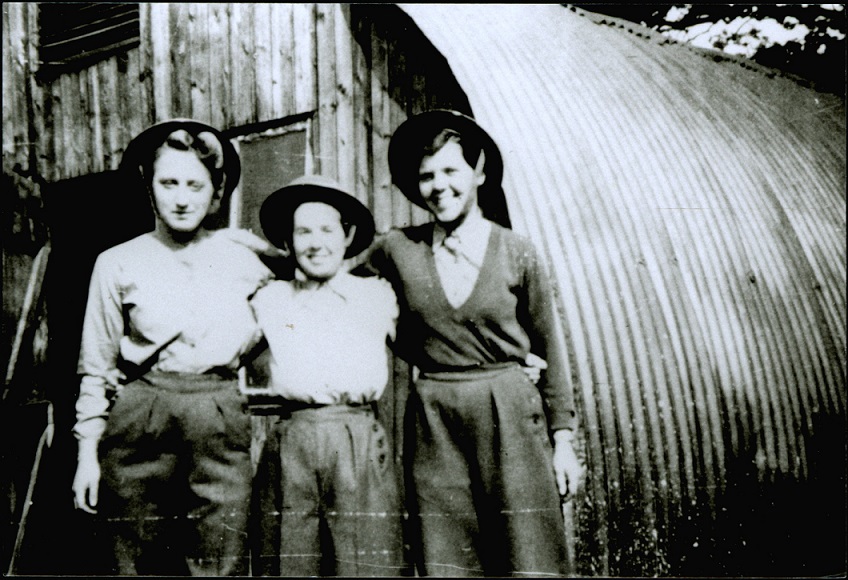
[442, 234, 462, 263]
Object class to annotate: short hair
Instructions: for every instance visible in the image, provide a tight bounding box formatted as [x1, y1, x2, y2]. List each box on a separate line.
[141, 129, 227, 198]
[419, 127, 484, 170]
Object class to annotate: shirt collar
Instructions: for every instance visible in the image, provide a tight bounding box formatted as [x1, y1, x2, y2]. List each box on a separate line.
[432, 209, 489, 250]
[293, 268, 354, 301]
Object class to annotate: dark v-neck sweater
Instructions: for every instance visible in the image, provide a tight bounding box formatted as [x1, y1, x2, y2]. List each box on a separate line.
[369, 221, 576, 432]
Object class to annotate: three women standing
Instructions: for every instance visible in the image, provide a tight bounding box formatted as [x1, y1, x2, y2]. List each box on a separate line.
[71, 110, 581, 577]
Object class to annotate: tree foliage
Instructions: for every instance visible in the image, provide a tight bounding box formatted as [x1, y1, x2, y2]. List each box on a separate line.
[571, 4, 846, 97]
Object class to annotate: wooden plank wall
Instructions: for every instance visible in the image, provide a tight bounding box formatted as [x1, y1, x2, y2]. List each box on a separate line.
[4, 3, 455, 229]
[3, 0, 470, 520]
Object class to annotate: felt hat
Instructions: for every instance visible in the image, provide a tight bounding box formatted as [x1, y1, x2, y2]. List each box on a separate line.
[119, 118, 241, 200]
[387, 109, 509, 226]
[259, 174, 376, 259]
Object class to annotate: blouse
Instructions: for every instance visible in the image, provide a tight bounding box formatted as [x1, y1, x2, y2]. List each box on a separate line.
[74, 231, 272, 442]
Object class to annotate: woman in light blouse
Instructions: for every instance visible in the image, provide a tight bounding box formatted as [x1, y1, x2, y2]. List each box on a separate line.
[71, 120, 271, 576]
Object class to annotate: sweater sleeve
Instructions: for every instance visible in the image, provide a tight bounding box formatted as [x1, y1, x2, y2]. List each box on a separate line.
[520, 239, 577, 433]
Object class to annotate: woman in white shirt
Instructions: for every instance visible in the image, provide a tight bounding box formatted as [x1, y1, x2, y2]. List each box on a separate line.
[71, 120, 271, 576]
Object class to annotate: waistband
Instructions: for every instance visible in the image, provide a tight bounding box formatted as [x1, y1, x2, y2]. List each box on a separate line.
[417, 361, 522, 383]
[127, 371, 238, 393]
[248, 395, 376, 417]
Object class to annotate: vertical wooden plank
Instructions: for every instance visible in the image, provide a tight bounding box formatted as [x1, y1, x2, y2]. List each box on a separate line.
[369, 15, 394, 233]
[118, 49, 135, 150]
[229, 3, 256, 126]
[25, 4, 51, 179]
[334, 4, 355, 190]
[171, 3, 191, 117]
[58, 75, 74, 178]
[254, 3, 272, 122]
[150, 3, 172, 121]
[7, 4, 26, 160]
[189, 3, 211, 122]
[315, 3, 337, 178]
[350, 7, 371, 207]
[88, 64, 105, 173]
[49, 80, 63, 182]
[75, 70, 90, 177]
[137, 3, 154, 124]
[386, 28, 413, 228]
[126, 47, 149, 141]
[268, 4, 284, 118]
[292, 3, 317, 115]
[24, 3, 46, 177]
[208, 3, 229, 129]
[279, 4, 295, 116]
[98, 59, 120, 170]
[2, 4, 15, 157]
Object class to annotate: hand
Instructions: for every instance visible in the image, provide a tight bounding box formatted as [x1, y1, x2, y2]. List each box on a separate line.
[215, 228, 288, 257]
[522, 353, 548, 384]
[552, 430, 583, 499]
[103, 368, 126, 391]
[72, 451, 101, 514]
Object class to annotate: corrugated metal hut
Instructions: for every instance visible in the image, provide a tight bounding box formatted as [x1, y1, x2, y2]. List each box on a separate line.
[2, 3, 845, 576]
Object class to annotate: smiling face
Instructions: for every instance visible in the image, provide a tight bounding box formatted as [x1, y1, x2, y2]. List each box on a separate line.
[150, 147, 218, 235]
[418, 139, 486, 228]
[291, 202, 355, 281]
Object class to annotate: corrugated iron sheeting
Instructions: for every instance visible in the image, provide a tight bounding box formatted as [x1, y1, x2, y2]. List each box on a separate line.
[399, 3, 846, 575]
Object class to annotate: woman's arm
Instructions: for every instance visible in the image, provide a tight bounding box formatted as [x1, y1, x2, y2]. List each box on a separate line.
[520, 239, 583, 496]
[72, 254, 124, 513]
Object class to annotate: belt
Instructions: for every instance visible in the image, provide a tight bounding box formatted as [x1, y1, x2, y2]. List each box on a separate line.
[248, 394, 375, 416]
[124, 371, 238, 393]
[418, 361, 521, 382]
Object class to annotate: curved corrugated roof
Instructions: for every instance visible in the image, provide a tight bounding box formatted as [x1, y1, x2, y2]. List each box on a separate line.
[398, 4, 846, 575]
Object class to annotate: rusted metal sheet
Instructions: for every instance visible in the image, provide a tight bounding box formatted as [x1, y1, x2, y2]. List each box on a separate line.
[399, 3, 846, 575]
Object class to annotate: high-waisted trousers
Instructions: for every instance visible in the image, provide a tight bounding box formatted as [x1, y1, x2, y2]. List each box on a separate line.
[98, 372, 252, 576]
[251, 403, 405, 577]
[406, 363, 568, 577]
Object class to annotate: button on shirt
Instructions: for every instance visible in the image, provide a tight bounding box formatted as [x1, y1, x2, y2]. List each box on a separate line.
[74, 231, 272, 442]
[432, 211, 492, 308]
[251, 271, 399, 404]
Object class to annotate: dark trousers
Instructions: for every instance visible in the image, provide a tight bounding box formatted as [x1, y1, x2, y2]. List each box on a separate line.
[407, 364, 569, 577]
[98, 372, 252, 576]
[252, 404, 404, 577]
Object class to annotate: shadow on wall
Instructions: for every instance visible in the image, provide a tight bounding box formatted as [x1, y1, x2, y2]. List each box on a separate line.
[570, 384, 846, 577]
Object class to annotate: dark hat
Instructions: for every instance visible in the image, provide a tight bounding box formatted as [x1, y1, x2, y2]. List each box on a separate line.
[388, 109, 508, 227]
[259, 174, 376, 259]
[119, 118, 241, 199]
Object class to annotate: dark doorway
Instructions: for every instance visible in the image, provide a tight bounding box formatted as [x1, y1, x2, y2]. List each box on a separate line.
[9, 170, 152, 575]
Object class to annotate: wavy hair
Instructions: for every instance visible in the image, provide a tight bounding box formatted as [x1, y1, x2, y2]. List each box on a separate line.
[140, 129, 228, 199]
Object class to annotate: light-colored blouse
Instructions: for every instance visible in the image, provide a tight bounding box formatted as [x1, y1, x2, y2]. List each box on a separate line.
[74, 231, 272, 442]
[250, 271, 398, 405]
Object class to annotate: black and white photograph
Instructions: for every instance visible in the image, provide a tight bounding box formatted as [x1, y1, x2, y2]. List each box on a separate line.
[2, 3, 845, 577]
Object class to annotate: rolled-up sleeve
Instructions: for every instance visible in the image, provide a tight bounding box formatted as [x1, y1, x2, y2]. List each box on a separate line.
[74, 254, 124, 443]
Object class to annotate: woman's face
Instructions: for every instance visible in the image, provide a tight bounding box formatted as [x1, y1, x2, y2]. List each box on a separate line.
[150, 147, 218, 234]
[291, 202, 354, 281]
[417, 140, 485, 227]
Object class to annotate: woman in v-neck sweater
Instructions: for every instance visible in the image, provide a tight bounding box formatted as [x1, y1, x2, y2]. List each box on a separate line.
[369, 110, 582, 577]
[374, 219, 573, 431]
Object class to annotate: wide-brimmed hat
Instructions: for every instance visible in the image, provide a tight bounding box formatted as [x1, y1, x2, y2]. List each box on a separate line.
[259, 174, 376, 259]
[388, 109, 509, 227]
[119, 118, 241, 199]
